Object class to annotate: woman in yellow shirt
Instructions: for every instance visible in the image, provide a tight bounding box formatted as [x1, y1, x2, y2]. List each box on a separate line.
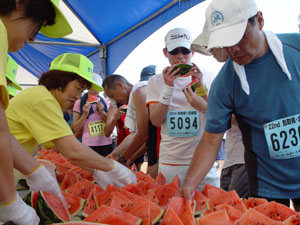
[0, 0, 72, 224]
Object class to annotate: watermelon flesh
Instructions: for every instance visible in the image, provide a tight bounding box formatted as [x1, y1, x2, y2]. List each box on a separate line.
[62, 192, 85, 216]
[37, 191, 71, 225]
[87, 95, 99, 103]
[83, 205, 142, 224]
[129, 202, 151, 225]
[193, 190, 209, 215]
[197, 209, 232, 225]
[284, 212, 300, 225]
[202, 203, 243, 223]
[233, 208, 284, 225]
[254, 201, 297, 221]
[167, 197, 196, 225]
[242, 197, 268, 209]
[161, 207, 184, 225]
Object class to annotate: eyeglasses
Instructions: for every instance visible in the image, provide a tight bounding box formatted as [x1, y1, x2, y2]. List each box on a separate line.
[168, 47, 191, 55]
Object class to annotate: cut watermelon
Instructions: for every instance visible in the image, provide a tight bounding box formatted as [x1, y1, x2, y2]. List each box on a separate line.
[83, 205, 142, 225]
[201, 183, 227, 199]
[202, 203, 243, 223]
[23, 191, 38, 210]
[167, 197, 196, 225]
[155, 172, 166, 185]
[70, 179, 96, 199]
[196, 209, 232, 225]
[134, 171, 154, 183]
[61, 171, 79, 190]
[62, 192, 86, 216]
[254, 201, 297, 221]
[110, 191, 132, 211]
[129, 202, 151, 225]
[233, 208, 283, 225]
[283, 212, 300, 225]
[36, 191, 71, 224]
[193, 190, 209, 215]
[53, 222, 106, 224]
[161, 207, 184, 225]
[207, 190, 247, 213]
[87, 94, 99, 104]
[242, 197, 268, 209]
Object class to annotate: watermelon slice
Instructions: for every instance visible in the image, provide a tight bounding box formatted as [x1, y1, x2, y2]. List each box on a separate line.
[161, 207, 184, 225]
[83, 205, 142, 224]
[201, 183, 227, 199]
[233, 208, 283, 225]
[82, 187, 103, 218]
[202, 203, 243, 223]
[61, 171, 79, 190]
[53, 223, 106, 225]
[62, 192, 86, 216]
[129, 202, 151, 225]
[134, 171, 154, 183]
[87, 94, 99, 104]
[110, 191, 132, 211]
[70, 179, 96, 199]
[184, 78, 199, 92]
[207, 190, 247, 213]
[23, 191, 38, 210]
[196, 209, 232, 225]
[193, 190, 209, 215]
[167, 197, 196, 225]
[37, 191, 71, 224]
[242, 197, 269, 209]
[283, 212, 300, 225]
[254, 201, 297, 221]
[155, 172, 166, 185]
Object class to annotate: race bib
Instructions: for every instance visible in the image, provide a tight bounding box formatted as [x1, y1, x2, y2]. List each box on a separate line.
[264, 114, 300, 159]
[167, 110, 200, 137]
[88, 121, 105, 137]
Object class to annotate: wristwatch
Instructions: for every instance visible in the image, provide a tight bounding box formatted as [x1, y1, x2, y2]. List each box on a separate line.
[118, 155, 127, 163]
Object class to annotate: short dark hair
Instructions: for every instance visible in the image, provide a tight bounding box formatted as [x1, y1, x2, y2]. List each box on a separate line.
[0, 0, 55, 28]
[39, 70, 91, 91]
[102, 74, 131, 90]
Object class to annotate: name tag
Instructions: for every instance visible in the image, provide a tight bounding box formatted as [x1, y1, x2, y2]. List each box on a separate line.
[88, 121, 105, 137]
[167, 110, 200, 137]
[264, 114, 300, 159]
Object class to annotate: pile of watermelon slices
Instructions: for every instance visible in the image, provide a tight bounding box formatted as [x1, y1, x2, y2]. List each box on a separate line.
[21, 148, 300, 225]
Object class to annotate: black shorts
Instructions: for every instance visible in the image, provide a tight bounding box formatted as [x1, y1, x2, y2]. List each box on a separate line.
[146, 120, 160, 166]
[89, 143, 115, 157]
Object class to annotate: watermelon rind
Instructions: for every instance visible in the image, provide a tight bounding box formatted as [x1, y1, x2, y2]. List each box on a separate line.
[37, 191, 71, 225]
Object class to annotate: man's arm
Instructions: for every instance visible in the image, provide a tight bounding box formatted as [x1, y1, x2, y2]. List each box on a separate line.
[0, 103, 15, 204]
[180, 131, 224, 200]
[104, 104, 123, 137]
[122, 86, 149, 160]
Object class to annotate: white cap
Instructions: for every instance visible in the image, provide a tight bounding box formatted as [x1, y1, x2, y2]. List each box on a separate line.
[205, 0, 258, 49]
[165, 28, 192, 52]
[92, 73, 103, 91]
[191, 21, 212, 56]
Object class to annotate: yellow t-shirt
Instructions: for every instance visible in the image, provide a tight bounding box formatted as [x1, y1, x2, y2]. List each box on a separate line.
[0, 19, 9, 109]
[6, 85, 73, 156]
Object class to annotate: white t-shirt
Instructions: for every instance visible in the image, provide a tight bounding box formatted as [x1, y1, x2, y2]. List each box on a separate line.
[146, 73, 206, 164]
[223, 124, 245, 168]
[125, 81, 148, 132]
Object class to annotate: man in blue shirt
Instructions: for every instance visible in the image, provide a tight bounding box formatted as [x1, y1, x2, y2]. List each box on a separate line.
[180, 0, 300, 210]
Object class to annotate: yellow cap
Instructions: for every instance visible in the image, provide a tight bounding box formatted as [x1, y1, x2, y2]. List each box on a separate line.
[6, 55, 22, 90]
[50, 53, 103, 92]
[39, 0, 72, 38]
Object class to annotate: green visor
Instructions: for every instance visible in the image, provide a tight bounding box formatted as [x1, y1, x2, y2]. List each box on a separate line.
[8, 86, 17, 97]
[39, 0, 72, 38]
[50, 53, 103, 92]
[6, 55, 22, 90]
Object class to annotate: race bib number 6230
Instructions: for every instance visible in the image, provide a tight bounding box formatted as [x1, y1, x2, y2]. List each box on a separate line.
[264, 114, 300, 159]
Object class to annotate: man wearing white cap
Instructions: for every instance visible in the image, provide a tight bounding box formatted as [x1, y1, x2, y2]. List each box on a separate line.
[146, 28, 219, 189]
[180, 0, 300, 210]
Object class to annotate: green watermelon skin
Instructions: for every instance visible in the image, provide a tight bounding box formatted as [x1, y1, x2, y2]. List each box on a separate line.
[172, 63, 193, 76]
[37, 191, 71, 225]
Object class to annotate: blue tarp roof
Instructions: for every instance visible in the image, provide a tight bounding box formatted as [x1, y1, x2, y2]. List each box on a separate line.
[9, 0, 205, 78]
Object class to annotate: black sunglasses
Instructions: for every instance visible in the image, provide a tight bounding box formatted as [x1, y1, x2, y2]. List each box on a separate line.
[168, 47, 191, 55]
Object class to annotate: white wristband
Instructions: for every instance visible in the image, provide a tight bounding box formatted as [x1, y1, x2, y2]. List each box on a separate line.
[158, 84, 174, 105]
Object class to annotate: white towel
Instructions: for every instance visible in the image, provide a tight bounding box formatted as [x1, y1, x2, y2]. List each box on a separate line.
[233, 30, 291, 95]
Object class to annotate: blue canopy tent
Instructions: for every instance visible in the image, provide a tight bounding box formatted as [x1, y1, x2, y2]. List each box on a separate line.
[9, 0, 205, 80]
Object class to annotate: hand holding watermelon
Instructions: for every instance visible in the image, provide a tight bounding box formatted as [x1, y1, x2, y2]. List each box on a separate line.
[0, 194, 40, 225]
[25, 164, 69, 209]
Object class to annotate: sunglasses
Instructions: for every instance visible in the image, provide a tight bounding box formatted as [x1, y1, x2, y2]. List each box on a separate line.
[168, 47, 191, 55]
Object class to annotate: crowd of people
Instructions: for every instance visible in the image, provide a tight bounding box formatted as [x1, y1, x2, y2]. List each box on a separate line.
[1, 0, 300, 224]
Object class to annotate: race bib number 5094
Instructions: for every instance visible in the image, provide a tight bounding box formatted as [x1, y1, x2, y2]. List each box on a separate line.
[167, 110, 200, 137]
[264, 114, 300, 159]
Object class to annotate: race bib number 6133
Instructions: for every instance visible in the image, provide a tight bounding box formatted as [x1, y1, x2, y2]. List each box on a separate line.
[264, 114, 300, 159]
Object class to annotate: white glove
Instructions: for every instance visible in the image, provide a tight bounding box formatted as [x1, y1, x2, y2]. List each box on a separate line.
[0, 193, 40, 225]
[25, 164, 69, 208]
[94, 160, 136, 188]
